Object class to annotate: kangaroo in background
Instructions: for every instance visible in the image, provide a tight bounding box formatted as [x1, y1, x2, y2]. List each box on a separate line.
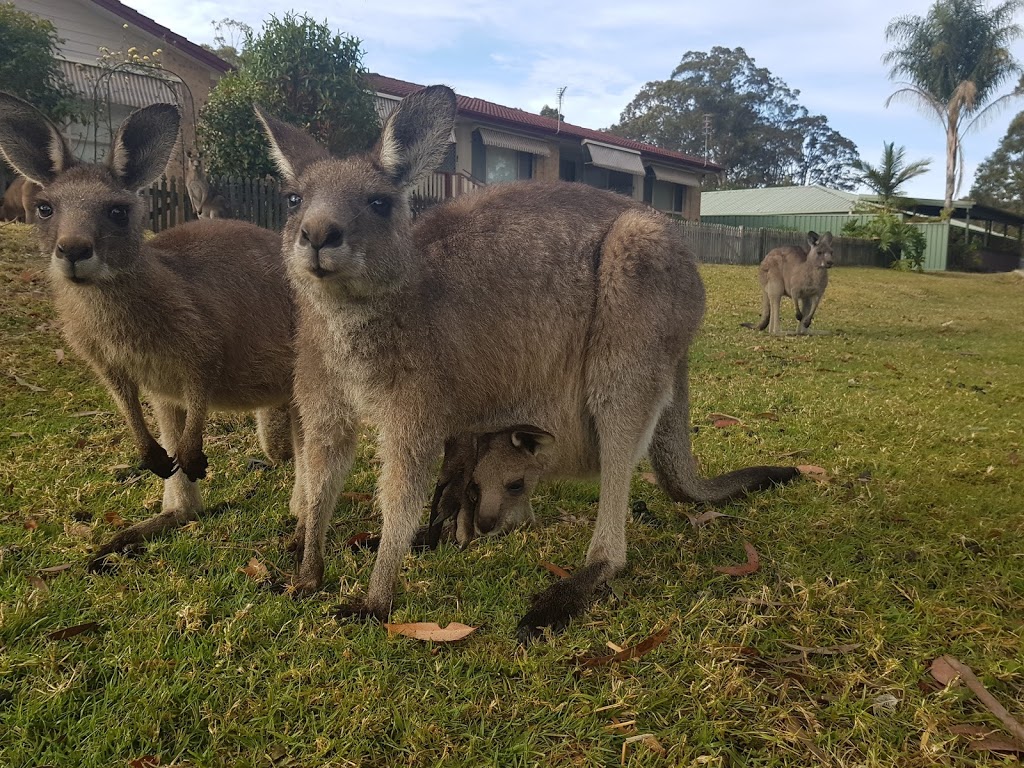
[257, 85, 799, 641]
[0, 93, 299, 568]
[1, 175, 40, 223]
[186, 149, 229, 219]
[749, 231, 834, 335]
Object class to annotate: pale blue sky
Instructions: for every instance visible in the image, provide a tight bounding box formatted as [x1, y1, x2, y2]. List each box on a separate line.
[129, 0, 1024, 200]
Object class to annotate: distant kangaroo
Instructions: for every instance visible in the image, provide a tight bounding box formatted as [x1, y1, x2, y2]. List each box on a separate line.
[186, 149, 229, 219]
[257, 85, 799, 641]
[749, 231, 834, 335]
[0, 93, 299, 566]
[1, 175, 40, 223]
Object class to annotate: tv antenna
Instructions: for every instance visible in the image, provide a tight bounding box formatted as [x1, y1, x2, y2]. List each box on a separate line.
[703, 114, 712, 166]
[556, 86, 567, 133]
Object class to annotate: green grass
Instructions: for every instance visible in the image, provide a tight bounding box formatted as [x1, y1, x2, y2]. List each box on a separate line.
[2, 220, 1022, 767]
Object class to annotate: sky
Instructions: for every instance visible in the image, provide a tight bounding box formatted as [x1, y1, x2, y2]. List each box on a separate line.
[126, 0, 1024, 200]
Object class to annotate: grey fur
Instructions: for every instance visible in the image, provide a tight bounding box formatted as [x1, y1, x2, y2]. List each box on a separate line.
[185, 149, 229, 219]
[754, 231, 834, 335]
[260, 85, 799, 638]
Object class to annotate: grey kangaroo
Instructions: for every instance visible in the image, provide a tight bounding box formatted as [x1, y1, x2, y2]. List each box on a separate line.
[751, 231, 834, 335]
[186, 149, 229, 219]
[0, 93, 299, 566]
[257, 85, 799, 641]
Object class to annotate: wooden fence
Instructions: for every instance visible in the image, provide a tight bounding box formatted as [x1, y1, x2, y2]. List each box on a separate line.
[144, 176, 883, 268]
[678, 220, 885, 267]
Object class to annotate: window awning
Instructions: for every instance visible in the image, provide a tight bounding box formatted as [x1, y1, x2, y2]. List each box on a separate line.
[60, 61, 180, 109]
[648, 164, 700, 187]
[583, 140, 645, 176]
[477, 127, 551, 157]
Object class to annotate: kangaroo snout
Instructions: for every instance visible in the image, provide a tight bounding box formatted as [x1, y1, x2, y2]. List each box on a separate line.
[298, 219, 345, 277]
[57, 237, 94, 264]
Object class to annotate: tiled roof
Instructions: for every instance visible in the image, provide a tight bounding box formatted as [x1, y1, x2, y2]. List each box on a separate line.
[87, 0, 232, 73]
[700, 185, 862, 216]
[368, 74, 722, 173]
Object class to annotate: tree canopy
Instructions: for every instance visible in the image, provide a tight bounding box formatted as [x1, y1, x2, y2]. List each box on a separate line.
[853, 142, 932, 205]
[971, 110, 1024, 212]
[609, 46, 860, 190]
[198, 13, 379, 178]
[884, 0, 1024, 212]
[0, 2, 80, 126]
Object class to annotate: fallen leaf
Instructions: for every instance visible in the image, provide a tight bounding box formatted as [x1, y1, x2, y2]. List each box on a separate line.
[1009, 451, 1019, 467]
[384, 621, 478, 642]
[72, 410, 108, 418]
[949, 724, 995, 737]
[238, 557, 270, 583]
[685, 509, 725, 528]
[622, 734, 666, 762]
[540, 561, 571, 579]
[63, 521, 92, 538]
[102, 510, 128, 528]
[54, 348, 65, 364]
[639, 472, 657, 485]
[73, 438, 88, 449]
[345, 532, 376, 549]
[26, 574, 48, 593]
[341, 492, 373, 504]
[883, 362, 899, 371]
[754, 411, 779, 421]
[47, 621, 101, 641]
[930, 655, 1024, 745]
[128, 756, 160, 768]
[581, 626, 670, 667]
[713, 417, 742, 428]
[968, 736, 1024, 756]
[12, 375, 45, 392]
[23, 517, 38, 531]
[713, 542, 760, 577]
[872, 693, 900, 714]
[797, 465, 830, 482]
[38, 563, 73, 576]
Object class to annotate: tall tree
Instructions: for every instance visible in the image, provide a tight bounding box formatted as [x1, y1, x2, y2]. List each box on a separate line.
[198, 12, 378, 178]
[971, 111, 1024, 211]
[884, 0, 1024, 213]
[539, 104, 564, 121]
[609, 47, 860, 190]
[854, 142, 932, 205]
[0, 2, 79, 125]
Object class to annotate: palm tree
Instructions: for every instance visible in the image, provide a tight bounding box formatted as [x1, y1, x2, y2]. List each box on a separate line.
[853, 142, 932, 206]
[884, 0, 1024, 213]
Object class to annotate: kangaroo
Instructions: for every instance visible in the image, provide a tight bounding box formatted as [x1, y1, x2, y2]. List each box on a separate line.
[1, 175, 40, 223]
[751, 231, 834, 335]
[0, 93, 299, 567]
[256, 85, 799, 641]
[185, 149, 229, 219]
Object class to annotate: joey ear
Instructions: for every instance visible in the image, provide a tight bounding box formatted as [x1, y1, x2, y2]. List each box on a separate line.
[108, 103, 180, 191]
[375, 85, 456, 186]
[509, 425, 555, 457]
[807, 231, 820, 247]
[254, 105, 330, 184]
[0, 91, 76, 185]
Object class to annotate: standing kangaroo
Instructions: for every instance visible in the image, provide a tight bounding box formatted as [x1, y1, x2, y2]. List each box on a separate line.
[0, 93, 299, 565]
[751, 231, 834, 335]
[186, 149, 229, 219]
[257, 86, 799, 641]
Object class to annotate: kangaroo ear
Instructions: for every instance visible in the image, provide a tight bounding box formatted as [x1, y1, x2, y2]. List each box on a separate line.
[820, 231, 833, 246]
[0, 91, 75, 185]
[375, 85, 456, 187]
[509, 426, 555, 457]
[254, 105, 331, 185]
[807, 231, 820, 247]
[108, 103, 180, 191]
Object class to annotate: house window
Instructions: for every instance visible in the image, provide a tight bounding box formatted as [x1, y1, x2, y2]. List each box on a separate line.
[648, 179, 685, 214]
[560, 158, 578, 182]
[583, 165, 634, 197]
[472, 133, 534, 183]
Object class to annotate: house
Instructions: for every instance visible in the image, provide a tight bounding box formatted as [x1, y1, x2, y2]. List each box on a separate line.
[369, 74, 720, 219]
[11, 0, 230, 172]
[701, 184, 1024, 272]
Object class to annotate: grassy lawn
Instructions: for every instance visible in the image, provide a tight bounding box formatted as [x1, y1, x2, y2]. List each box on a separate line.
[1, 220, 1022, 767]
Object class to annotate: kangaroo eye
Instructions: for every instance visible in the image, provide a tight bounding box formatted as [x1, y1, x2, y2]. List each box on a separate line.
[36, 202, 54, 219]
[108, 205, 129, 224]
[506, 479, 526, 495]
[286, 193, 302, 209]
[369, 197, 392, 217]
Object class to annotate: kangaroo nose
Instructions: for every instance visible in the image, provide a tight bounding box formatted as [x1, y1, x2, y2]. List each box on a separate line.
[57, 238, 94, 264]
[475, 515, 496, 534]
[299, 222, 344, 250]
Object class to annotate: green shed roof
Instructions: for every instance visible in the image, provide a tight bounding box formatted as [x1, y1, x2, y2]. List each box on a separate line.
[700, 185, 862, 216]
